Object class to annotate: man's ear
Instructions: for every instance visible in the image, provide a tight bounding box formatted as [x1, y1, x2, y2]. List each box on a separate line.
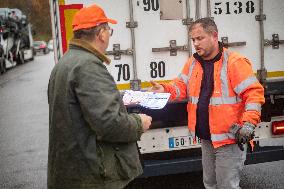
[97, 29, 107, 43]
[97, 30, 104, 41]
[213, 31, 218, 40]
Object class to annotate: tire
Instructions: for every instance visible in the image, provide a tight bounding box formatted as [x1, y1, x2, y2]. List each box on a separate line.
[16, 51, 25, 65]
[30, 54, 34, 61]
[0, 58, 7, 74]
[30, 48, 35, 60]
[44, 48, 49, 54]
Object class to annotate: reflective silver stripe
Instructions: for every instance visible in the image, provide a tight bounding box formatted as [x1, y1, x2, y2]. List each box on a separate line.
[187, 59, 196, 97]
[188, 130, 195, 138]
[188, 59, 196, 79]
[234, 76, 258, 95]
[209, 96, 242, 105]
[178, 73, 189, 85]
[188, 96, 199, 104]
[211, 133, 235, 142]
[187, 96, 242, 105]
[172, 83, 181, 100]
[220, 51, 229, 97]
[245, 103, 261, 112]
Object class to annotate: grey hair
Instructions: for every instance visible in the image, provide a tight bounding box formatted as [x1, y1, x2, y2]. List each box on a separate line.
[73, 23, 108, 41]
[189, 17, 218, 34]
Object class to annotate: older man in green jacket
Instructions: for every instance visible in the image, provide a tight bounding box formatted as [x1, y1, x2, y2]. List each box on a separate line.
[47, 4, 152, 189]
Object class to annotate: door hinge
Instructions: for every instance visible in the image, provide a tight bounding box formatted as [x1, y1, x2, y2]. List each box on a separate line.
[130, 79, 141, 91]
[264, 34, 284, 49]
[257, 68, 267, 83]
[126, 21, 138, 28]
[152, 40, 188, 56]
[221, 37, 246, 48]
[182, 18, 194, 26]
[106, 44, 133, 60]
[255, 14, 266, 21]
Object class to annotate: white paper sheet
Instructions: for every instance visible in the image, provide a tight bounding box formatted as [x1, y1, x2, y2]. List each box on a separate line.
[122, 90, 171, 109]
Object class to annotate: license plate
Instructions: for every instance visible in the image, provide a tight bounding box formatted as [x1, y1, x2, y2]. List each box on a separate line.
[169, 136, 199, 148]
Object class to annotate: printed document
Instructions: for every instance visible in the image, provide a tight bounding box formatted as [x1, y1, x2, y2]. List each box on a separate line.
[122, 90, 171, 109]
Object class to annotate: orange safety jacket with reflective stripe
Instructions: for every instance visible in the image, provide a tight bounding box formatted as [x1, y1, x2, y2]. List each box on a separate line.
[162, 48, 265, 148]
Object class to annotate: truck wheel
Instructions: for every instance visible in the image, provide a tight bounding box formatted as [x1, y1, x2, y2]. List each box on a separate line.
[0, 58, 7, 74]
[44, 48, 49, 54]
[30, 54, 34, 61]
[16, 51, 25, 65]
[30, 48, 35, 61]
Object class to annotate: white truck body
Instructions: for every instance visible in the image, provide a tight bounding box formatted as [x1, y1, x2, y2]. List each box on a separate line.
[50, 0, 284, 176]
[0, 8, 34, 74]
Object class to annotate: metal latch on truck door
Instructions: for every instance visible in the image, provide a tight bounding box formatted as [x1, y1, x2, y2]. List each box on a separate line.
[126, 21, 138, 28]
[106, 44, 133, 60]
[264, 34, 284, 49]
[152, 40, 188, 56]
[221, 37, 246, 48]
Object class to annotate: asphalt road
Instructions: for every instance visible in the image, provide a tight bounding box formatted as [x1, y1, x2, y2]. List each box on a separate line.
[0, 52, 284, 189]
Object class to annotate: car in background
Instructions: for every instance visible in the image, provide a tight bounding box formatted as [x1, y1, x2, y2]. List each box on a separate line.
[33, 41, 49, 54]
[47, 39, 53, 51]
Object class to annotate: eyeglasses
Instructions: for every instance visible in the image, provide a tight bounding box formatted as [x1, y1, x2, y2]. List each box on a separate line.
[108, 28, 113, 36]
[104, 26, 113, 36]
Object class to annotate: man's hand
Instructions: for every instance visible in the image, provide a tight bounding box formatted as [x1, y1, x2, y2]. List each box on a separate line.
[138, 114, 152, 132]
[230, 122, 255, 151]
[148, 81, 165, 93]
[238, 122, 255, 143]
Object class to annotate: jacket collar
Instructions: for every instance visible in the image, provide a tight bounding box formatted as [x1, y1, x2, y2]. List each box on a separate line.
[69, 38, 111, 65]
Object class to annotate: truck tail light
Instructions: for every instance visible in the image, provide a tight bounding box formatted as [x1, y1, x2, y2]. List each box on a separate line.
[272, 120, 284, 135]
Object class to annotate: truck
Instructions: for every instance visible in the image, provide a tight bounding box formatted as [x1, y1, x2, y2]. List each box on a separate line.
[0, 8, 34, 74]
[49, 0, 284, 177]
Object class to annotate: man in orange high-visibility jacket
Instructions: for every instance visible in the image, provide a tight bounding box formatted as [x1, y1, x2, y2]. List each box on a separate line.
[150, 18, 265, 189]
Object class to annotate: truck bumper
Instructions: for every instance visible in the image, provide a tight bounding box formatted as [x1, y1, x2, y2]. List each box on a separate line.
[140, 146, 284, 177]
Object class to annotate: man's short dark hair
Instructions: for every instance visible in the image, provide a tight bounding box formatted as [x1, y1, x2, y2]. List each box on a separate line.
[73, 23, 108, 41]
[189, 17, 218, 34]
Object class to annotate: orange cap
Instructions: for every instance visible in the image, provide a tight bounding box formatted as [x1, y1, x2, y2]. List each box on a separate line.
[72, 4, 117, 31]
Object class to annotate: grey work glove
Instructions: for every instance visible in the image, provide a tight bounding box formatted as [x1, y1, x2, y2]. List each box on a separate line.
[230, 122, 255, 151]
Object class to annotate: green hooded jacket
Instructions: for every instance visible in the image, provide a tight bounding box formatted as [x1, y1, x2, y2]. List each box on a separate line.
[47, 38, 143, 189]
